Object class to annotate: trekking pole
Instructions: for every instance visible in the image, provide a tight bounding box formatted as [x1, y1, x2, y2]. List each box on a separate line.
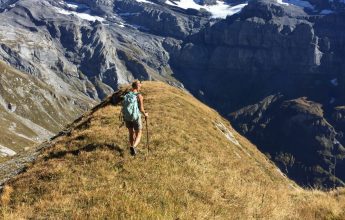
[119, 111, 124, 128]
[145, 116, 150, 155]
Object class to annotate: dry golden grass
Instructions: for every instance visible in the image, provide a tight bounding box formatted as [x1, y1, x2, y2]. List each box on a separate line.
[0, 186, 13, 206]
[1, 81, 344, 219]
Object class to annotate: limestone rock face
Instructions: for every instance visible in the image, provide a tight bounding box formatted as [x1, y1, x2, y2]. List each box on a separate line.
[166, 0, 345, 187]
[171, 0, 345, 110]
[0, 0, 183, 100]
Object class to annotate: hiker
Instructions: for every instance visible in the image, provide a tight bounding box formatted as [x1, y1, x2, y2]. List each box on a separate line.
[122, 80, 148, 156]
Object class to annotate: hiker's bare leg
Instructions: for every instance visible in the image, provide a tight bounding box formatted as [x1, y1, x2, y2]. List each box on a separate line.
[128, 128, 135, 146]
[133, 129, 142, 147]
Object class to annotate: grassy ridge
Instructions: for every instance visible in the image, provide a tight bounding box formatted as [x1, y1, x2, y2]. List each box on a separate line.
[1, 81, 344, 219]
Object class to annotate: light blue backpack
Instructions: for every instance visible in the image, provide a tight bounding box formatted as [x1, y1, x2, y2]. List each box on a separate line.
[122, 91, 141, 121]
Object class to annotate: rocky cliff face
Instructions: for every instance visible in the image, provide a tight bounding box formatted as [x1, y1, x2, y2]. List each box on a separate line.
[166, 0, 345, 187]
[170, 0, 344, 111]
[0, 0, 188, 101]
[230, 96, 345, 187]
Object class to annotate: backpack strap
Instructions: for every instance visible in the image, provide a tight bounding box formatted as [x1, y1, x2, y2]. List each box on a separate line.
[133, 92, 141, 100]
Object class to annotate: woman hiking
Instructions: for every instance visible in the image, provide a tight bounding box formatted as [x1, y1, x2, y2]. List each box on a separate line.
[122, 80, 149, 156]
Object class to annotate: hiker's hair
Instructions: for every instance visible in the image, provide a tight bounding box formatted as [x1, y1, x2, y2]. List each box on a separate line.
[132, 80, 141, 89]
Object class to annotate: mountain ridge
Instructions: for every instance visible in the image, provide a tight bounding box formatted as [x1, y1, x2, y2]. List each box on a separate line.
[1, 81, 345, 219]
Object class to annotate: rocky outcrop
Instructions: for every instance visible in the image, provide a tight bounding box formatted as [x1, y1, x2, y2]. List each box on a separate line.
[0, 141, 52, 190]
[0, 0, 17, 9]
[230, 96, 345, 188]
[332, 107, 345, 131]
[115, 0, 209, 39]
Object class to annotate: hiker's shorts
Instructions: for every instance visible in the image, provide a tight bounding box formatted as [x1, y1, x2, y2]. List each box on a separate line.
[125, 117, 142, 131]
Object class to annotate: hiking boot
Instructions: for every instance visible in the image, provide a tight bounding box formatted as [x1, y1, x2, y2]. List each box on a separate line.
[130, 146, 137, 156]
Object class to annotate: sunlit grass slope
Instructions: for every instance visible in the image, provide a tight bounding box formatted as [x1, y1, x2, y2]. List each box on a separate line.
[1, 81, 345, 219]
[0, 60, 93, 156]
